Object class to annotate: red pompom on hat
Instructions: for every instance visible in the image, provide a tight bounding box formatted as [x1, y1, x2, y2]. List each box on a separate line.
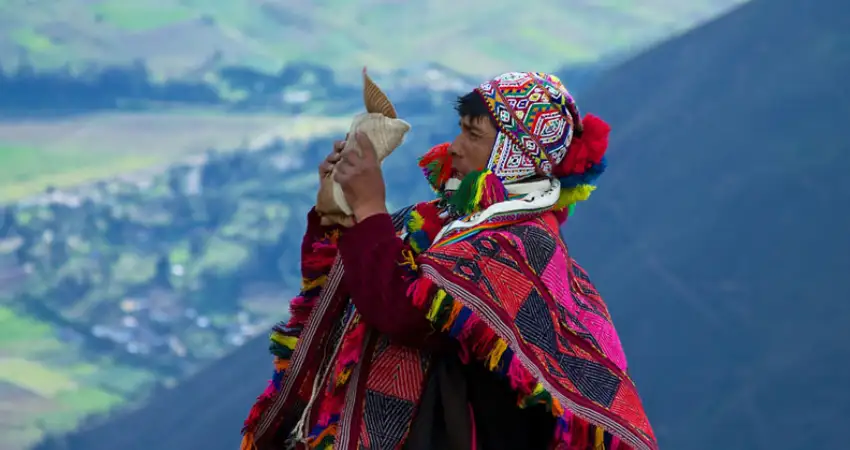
[554, 113, 611, 177]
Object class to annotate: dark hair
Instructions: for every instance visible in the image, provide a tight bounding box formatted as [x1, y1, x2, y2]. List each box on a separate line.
[455, 90, 498, 127]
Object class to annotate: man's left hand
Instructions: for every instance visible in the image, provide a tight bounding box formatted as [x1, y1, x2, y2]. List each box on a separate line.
[334, 132, 388, 222]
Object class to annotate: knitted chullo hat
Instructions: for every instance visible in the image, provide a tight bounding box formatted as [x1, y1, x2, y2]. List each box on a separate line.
[419, 72, 611, 218]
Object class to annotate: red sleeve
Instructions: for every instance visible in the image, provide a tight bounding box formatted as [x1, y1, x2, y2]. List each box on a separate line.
[303, 207, 340, 253]
[338, 213, 440, 348]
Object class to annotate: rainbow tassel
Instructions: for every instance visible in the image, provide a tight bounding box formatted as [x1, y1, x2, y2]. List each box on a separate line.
[558, 157, 607, 189]
[594, 426, 606, 449]
[557, 184, 596, 209]
[406, 209, 430, 254]
[270, 332, 297, 351]
[306, 420, 339, 448]
[404, 201, 444, 254]
[553, 157, 607, 219]
[269, 331, 298, 359]
[448, 169, 507, 216]
[240, 432, 257, 450]
[418, 143, 453, 193]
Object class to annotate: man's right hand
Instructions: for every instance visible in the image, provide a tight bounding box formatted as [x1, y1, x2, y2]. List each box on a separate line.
[319, 137, 347, 178]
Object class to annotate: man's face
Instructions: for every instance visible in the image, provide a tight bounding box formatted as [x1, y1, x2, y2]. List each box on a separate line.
[449, 115, 498, 178]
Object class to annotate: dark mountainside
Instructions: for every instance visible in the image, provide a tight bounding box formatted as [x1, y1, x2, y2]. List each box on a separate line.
[34, 0, 850, 449]
[567, 0, 849, 448]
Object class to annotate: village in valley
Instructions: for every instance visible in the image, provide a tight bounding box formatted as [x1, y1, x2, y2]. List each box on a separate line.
[0, 62, 470, 447]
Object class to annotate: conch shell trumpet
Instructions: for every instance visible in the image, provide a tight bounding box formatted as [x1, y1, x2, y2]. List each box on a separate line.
[315, 68, 412, 226]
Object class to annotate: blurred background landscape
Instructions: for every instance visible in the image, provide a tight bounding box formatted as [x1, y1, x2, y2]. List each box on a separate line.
[0, 1, 847, 449]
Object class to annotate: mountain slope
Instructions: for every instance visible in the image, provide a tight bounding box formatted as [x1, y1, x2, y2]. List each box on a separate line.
[34, 335, 272, 450]
[1, 0, 746, 78]
[33, 0, 850, 449]
[566, 0, 850, 447]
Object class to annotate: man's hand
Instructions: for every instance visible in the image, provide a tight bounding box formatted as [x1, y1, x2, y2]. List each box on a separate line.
[319, 137, 346, 178]
[333, 132, 388, 222]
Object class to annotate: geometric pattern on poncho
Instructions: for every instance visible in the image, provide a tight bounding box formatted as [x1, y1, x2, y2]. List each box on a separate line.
[359, 319, 431, 449]
[420, 219, 656, 447]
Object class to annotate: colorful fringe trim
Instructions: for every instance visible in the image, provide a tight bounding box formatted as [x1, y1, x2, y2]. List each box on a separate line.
[409, 277, 625, 449]
[307, 419, 339, 448]
[556, 157, 605, 210]
[307, 315, 367, 446]
[448, 169, 508, 216]
[418, 142, 453, 195]
[403, 201, 444, 254]
[241, 227, 340, 448]
[302, 201, 453, 446]
[551, 113, 611, 219]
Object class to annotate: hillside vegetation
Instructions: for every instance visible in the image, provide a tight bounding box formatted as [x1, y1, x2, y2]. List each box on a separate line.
[0, 61, 414, 201]
[1, 0, 747, 77]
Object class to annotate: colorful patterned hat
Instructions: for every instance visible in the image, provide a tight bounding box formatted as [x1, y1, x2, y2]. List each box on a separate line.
[476, 72, 610, 208]
[418, 72, 610, 217]
[476, 72, 577, 182]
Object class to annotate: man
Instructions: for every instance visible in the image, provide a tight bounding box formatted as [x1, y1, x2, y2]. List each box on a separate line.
[241, 72, 657, 450]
